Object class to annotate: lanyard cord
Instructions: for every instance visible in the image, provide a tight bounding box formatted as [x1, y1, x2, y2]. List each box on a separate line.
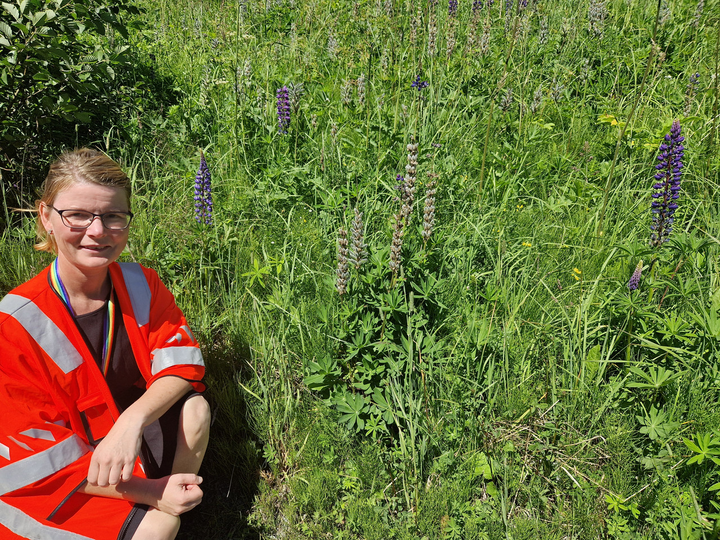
[50, 259, 116, 376]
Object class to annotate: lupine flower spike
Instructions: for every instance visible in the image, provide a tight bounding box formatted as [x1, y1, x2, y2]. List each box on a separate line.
[194, 151, 213, 225]
[357, 75, 366, 106]
[422, 176, 437, 245]
[628, 260, 643, 291]
[428, 10, 437, 56]
[276, 86, 291, 134]
[336, 228, 350, 295]
[348, 208, 368, 270]
[692, 0, 704, 27]
[588, 0, 607, 38]
[390, 144, 419, 276]
[650, 120, 684, 248]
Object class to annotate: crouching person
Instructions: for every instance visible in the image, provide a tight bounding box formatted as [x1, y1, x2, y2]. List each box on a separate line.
[0, 148, 211, 539]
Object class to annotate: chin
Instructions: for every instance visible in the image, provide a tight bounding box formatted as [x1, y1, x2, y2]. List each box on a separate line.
[70, 252, 121, 270]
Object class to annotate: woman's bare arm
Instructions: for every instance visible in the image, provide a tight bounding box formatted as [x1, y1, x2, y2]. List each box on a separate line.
[80, 473, 203, 516]
[87, 376, 193, 486]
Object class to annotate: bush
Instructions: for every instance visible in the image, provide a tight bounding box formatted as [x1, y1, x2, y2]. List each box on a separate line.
[0, 0, 140, 221]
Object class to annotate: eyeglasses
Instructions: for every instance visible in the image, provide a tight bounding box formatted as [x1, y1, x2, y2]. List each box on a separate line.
[50, 205, 134, 230]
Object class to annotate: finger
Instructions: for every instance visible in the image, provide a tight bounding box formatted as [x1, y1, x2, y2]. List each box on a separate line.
[120, 462, 134, 482]
[107, 464, 122, 486]
[86, 459, 99, 484]
[177, 474, 203, 486]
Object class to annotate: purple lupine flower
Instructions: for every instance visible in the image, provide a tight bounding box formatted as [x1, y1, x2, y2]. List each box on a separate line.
[276, 86, 291, 134]
[411, 75, 429, 92]
[394, 174, 405, 201]
[627, 260, 643, 291]
[472, 0, 483, 12]
[650, 120, 684, 248]
[448, 0, 458, 16]
[194, 151, 213, 225]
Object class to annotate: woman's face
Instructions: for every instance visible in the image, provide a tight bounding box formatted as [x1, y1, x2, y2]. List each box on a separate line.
[40, 182, 130, 275]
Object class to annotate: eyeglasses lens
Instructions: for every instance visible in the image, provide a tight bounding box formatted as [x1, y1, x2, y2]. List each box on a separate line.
[61, 211, 131, 230]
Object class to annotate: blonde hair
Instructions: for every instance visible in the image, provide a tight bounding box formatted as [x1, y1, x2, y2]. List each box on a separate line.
[35, 148, 132, 253]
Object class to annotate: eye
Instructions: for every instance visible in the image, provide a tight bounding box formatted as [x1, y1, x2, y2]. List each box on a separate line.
[65, 211, 91, 219]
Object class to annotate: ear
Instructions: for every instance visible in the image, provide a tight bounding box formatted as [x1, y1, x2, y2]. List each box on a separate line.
[39, 202, 53, 233]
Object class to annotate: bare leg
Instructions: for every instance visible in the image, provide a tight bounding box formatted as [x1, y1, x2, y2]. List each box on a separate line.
[172, 394, 211, 474]
[132, 395, 211, 539]
[131, 508, 180, 540]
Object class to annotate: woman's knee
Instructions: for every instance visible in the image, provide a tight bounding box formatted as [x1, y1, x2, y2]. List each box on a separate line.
[180, 395, 211, 440]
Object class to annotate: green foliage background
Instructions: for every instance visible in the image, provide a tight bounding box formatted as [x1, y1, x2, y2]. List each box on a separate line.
[2, 0, 720, 538]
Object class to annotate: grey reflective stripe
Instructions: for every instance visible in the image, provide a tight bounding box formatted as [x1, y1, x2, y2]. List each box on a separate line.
[20, 429, 55, 442]
[151, 346, 204, 376]
[0, 295, 82, 374]
[0, 444, 8, 461]
[7, 437, 32, 452]
[118, 263, 151, 327]
[0, 435, 90, 496]
[0, 500, 93, 540]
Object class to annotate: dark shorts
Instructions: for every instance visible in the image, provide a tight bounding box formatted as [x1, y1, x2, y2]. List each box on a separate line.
[117, 390, 201, 540]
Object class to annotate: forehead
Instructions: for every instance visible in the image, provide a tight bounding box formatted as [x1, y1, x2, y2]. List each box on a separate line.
[52, 181, 129, 209]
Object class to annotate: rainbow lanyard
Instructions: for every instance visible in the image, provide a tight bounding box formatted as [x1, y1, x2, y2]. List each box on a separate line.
[50, 258, 116, 377]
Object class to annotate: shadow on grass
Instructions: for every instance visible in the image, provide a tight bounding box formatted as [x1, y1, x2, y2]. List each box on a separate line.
[178, 339, 261, 540]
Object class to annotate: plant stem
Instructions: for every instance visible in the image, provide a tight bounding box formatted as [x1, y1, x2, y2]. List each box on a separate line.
[596, 0, 662, 239]
[658, 257, 684, 308]
[478, 4, 520, 205]
[707, 20, 720, 174]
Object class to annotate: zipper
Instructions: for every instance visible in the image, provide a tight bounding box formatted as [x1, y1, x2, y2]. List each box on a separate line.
[47, 478, 88, 521]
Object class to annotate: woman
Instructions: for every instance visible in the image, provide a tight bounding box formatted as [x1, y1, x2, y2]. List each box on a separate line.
[0, 149, 211, 539]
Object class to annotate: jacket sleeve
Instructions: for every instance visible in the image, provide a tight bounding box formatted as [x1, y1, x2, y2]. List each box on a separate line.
[143, 267, 206, 392]
[0, 322, 93, 516]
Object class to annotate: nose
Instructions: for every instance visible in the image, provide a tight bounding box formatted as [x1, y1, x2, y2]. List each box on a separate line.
[85, 215, 106, 235]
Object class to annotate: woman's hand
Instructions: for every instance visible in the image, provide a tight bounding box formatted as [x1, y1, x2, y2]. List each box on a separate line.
[87, 414, 143, 486]
[81, 473, 203, 516]
[147, 474, 204, 516]
[87, 377, 193, 486]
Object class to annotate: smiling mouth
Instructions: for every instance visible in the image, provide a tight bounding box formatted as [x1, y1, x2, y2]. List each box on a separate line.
[81, 246, 111, 251]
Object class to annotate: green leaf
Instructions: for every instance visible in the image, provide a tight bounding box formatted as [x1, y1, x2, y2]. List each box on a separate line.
[73, 111, 91, 122]
[468, 452, 493, 481]
[336, 392, 367, 431]
[2, 3, 19, 21]
[0, 21, 12, 38]
[485, 481, 498, 498]
[684, 437, 703, 454]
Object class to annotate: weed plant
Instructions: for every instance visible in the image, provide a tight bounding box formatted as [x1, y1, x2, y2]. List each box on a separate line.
[2, 0, 720, 537]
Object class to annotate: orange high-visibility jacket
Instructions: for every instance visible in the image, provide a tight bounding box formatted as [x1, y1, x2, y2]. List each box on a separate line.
[0, 262, 205, 540]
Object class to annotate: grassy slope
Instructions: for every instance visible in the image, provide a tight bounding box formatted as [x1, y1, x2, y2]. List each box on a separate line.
[2, 0, 720, 538]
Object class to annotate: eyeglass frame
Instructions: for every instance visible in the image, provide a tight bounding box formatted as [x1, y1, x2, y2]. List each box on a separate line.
[49, 205, 134, 231]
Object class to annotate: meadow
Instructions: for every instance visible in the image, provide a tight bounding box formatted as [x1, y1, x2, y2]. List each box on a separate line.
[2, 0, 720, 537]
